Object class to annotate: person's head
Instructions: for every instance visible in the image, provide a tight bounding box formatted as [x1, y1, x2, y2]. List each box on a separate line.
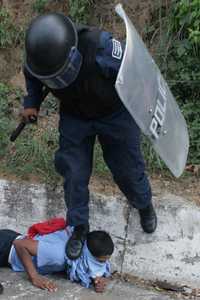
[86, 231, 114, 262]
[25, 13, 82, 89]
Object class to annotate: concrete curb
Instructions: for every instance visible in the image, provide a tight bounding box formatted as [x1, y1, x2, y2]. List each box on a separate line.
[0, 179, 200, 289]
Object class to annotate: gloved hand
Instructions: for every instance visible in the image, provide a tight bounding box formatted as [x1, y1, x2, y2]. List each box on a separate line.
[21, 108, 38, 123]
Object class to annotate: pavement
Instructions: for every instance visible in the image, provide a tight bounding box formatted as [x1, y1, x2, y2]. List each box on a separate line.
[1, 269, 177, 300]
[0, 178, 200, 299]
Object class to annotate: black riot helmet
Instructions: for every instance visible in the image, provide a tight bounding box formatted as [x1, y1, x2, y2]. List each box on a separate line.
[25, 13, 82, 89]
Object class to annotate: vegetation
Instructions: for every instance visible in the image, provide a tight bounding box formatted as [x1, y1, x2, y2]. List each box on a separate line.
[68, 0, 93, 23]
[32, 0, 49, 13]
[164, 0, 200, 165]
[0, 83, 15, 155]
[0, 9, 23, 48]
[0, 82, 110, 182]
[32, 0, 93, 22]
[143, 0, 200, 170]
[0, 0, 199, 182]
[0, 83, 60, 183]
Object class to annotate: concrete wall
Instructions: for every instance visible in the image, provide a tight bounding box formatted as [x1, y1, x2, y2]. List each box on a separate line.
[1, 179, 200, 288]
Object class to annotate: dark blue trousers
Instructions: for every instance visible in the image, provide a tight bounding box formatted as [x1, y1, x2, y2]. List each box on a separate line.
[55, 107, 152, 226]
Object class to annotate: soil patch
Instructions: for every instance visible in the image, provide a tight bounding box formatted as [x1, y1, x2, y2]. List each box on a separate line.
[90, 0, 169, 38]
[0, 172, 199, 206]
[2, 0, 166, 83]
[90, 174, 200, 206]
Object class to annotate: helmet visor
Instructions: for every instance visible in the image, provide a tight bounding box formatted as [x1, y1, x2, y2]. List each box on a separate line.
[41, 47, 82, 89]
[26, 47, 82, 89]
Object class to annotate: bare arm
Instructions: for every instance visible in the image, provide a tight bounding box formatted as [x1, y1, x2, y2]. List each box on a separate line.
[13, 239, 57, 292]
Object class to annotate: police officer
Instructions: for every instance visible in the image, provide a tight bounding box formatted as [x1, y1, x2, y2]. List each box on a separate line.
[22, 13, 157, 260]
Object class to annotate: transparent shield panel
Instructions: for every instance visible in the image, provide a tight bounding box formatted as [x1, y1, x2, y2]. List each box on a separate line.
[115, 4, 189, 177]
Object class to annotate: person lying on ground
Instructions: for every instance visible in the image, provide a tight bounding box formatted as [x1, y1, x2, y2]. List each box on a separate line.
[0, 227, 114, 293]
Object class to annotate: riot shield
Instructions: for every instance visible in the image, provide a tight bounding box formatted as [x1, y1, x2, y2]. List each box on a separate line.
[115, 4, 189, 177]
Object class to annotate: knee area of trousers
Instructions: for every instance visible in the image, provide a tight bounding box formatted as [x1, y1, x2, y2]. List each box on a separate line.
[54, 151, 68, 176]
[114, 171, 149, 189]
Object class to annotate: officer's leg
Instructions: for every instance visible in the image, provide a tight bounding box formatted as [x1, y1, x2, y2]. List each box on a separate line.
[55, 113, 95, 258]
[97, 108, 157, 233]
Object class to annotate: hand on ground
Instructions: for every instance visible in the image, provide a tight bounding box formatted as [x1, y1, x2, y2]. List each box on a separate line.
[31, 275, 57, 292]
[94, 277, 109, 293]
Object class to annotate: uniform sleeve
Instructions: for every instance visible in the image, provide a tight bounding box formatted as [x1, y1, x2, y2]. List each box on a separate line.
[96, 31, 125, 79]
[23, 67, 44, 110]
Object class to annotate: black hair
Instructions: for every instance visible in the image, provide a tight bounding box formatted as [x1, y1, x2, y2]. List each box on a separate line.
[86, 231, 114, 257]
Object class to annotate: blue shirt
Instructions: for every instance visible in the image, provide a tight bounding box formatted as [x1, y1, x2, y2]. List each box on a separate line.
[10, 229, 71, 275]
[65, 242, 111, 288]
[10, 228, 111, 287]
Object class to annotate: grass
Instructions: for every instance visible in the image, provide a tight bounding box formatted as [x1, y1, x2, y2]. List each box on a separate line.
[32, 0, 49, 13]
[69, 0, 93, 23]
[0, 83, 59, 183]
[93, 142, 110, 177]
[0, 8, 24, 48]
[0, 82, 188, 184]
[0, 0, 197, 183]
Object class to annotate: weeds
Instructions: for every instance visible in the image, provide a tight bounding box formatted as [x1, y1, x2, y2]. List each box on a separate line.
[0, 1, 199, 182]
[181, 101, 200, 164]
[69, 0, 93, 23]
[0, 83, 15, 156]
[0, 80, 189, 182]
[143, 0, 200, 169]
[0, 9, 23, 48]
[93, 142, 110, 177]
[0, 82, 109, 183]
[0, 83, 60, 183]
[32, 0, 49, 13]
[165, 0, 200, 166]
[3, 126, 60, 183]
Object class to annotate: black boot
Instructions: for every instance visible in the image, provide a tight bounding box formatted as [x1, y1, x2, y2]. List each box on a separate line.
[139, 203, 157, 233]
[66, 224, 89, 260]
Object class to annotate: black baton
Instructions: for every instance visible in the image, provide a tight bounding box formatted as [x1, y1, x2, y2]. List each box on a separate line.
[10, 88, 49, 142]
[10, 116, 37, 142]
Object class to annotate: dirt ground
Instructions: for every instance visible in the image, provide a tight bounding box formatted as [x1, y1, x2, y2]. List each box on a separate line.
[91, 0, 158, 36]
[0, 170, 199, 206]
[1, 0, 170, 81]
[90, 174, 200, 206]
[0, 0, 69, 81]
